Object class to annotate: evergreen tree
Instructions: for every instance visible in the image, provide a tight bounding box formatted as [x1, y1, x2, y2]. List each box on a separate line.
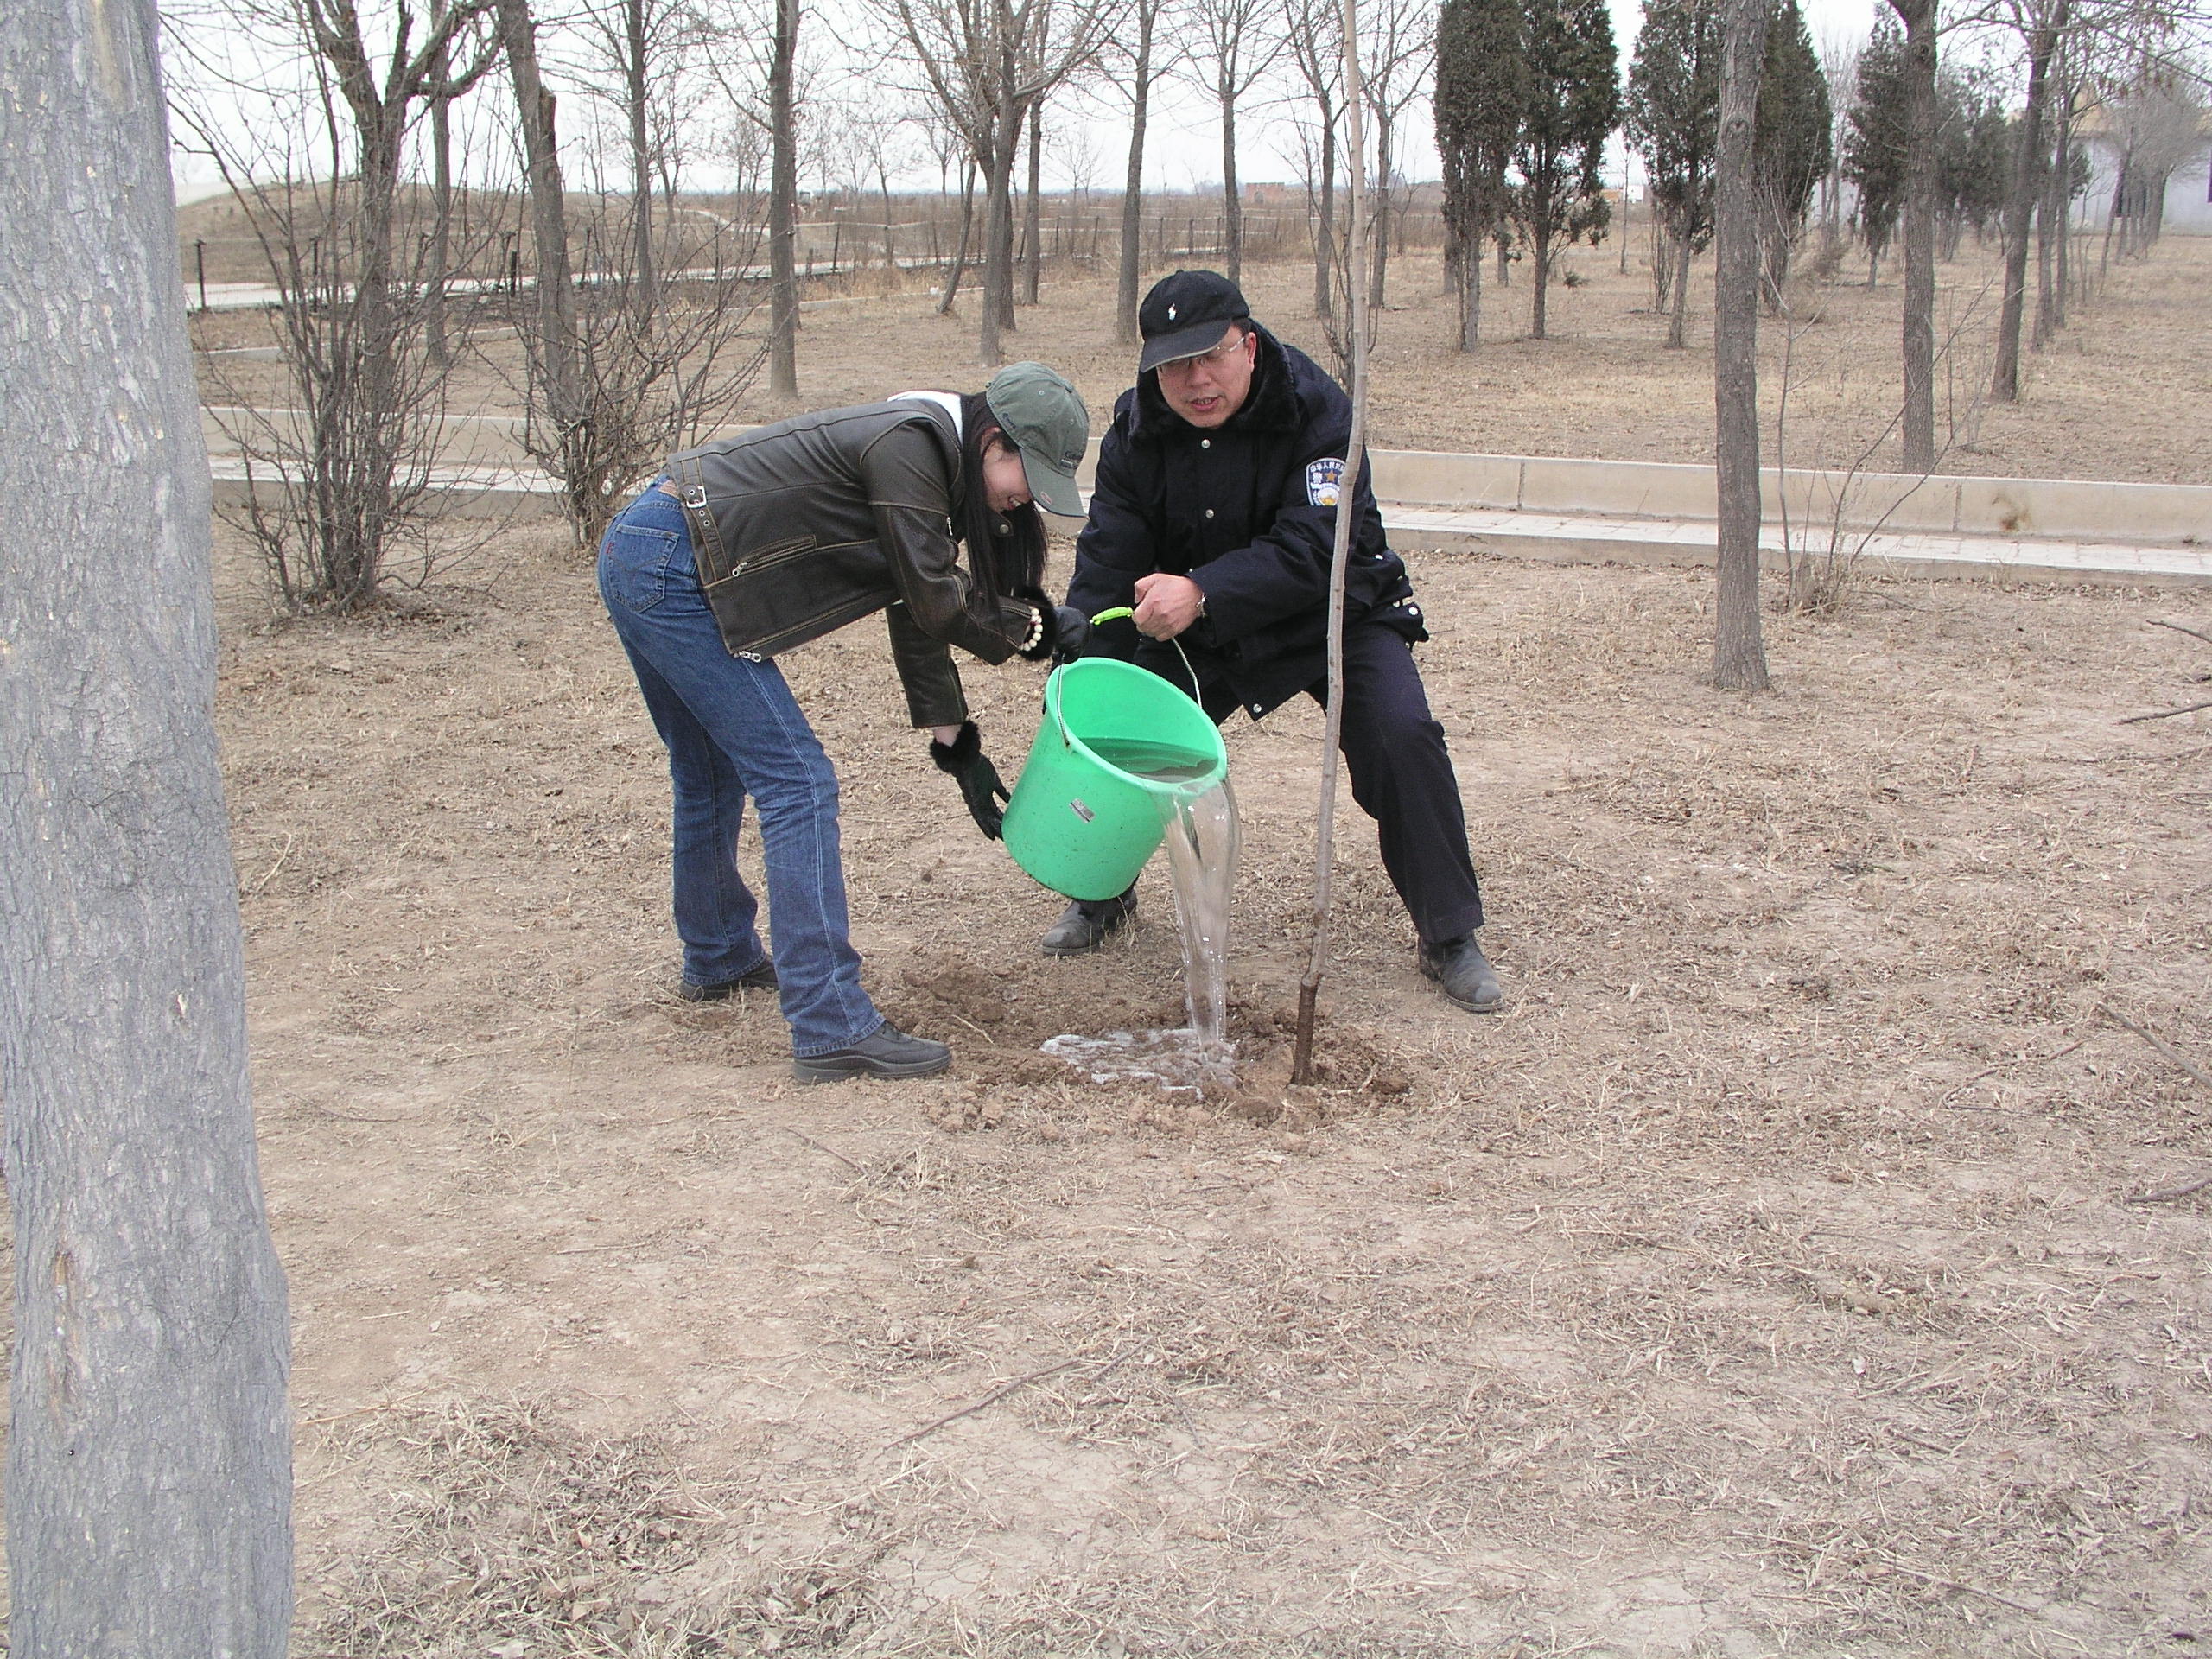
[1436, 0, 1528, 347]
[1753, 0, 1832, 301]
[1512, 0, 1619, 339]
[1843, 14, 1909, 276]
[1936, 72, 2011, 251]
[1625, 0, 1721, 345]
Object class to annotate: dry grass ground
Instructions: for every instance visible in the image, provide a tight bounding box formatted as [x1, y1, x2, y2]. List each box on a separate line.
[184, 504, 2212, 1656]
[190, 233, 2212, 489]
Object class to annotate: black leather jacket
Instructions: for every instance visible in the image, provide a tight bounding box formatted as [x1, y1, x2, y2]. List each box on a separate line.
[665, 398, 1036, 728]
[1067, 326, 1425, 720]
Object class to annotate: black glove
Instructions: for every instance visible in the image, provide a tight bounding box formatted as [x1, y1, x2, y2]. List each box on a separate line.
[930, 720, 1009, 840]
[1048, 605, 1090, 664]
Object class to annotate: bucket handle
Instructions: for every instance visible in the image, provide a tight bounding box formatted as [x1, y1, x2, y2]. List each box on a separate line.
[1088, 607, 1203, 707]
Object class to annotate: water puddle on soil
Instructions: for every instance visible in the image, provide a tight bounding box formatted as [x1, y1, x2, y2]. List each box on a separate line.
[1041, 764, 1241, 1095]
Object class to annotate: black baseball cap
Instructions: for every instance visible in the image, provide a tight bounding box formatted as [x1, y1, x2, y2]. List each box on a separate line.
[1137, 270, 1251, 373]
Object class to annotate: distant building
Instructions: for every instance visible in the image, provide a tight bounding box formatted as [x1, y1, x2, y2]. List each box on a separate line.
[1242, 181, 1296, 207]
[2072, 104, 2212, 237]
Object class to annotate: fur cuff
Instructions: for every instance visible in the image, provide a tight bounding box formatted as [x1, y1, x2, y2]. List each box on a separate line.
[929, 719, 982, 772]
[1014, 588, 1059, 662]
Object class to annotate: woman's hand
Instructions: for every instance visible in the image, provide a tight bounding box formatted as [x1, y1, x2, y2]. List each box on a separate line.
[929, 721, 1010, 840]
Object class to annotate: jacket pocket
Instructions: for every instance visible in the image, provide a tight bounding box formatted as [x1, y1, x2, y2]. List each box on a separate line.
[731, 534, 816, 578]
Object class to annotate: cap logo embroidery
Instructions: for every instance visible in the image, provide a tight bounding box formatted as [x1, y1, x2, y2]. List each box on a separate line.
[1166, 305, 1178, 321]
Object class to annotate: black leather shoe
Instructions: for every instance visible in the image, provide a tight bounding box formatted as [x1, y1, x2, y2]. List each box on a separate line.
[1039, 889, 1137, 957]
[677, 957, 778, 1001]
[1420, 934, 1503, 1013]
[792, 1024, 953, 1084]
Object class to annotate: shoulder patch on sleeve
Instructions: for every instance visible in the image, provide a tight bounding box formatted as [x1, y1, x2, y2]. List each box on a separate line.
[1305, 456, 1345, 507]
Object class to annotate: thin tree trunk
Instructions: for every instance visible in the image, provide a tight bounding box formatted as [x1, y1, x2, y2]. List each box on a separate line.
[1316, 101, 1338, 321]
[981, 85, 1020, 363]
[1992, 0, 2063, 402]
[1023, 104, 1043, 305]
[623, 0, 655, 313]
[1, 0, 293, 1648]
[1220, 86, 1243, 284]
[1893, 0, 1936, 470]
[426, 39, 454, 367]
[767, 0, 798, 393]
[1370, 111, 1392, 307]
[1459, 225, 1483, 346]
[2046, 92, 2073, 336]
[1116, 3, 1154, 343]
[1292, 0, 1370, 1084]
[1530, 196, 1551, 339]
[940, 157, 976, 317]
[499, 0, 576, 409]
[1667, 229, 1693, 346]
[1713, 0, 1771, 690]
[1620, 164, 1631, 274]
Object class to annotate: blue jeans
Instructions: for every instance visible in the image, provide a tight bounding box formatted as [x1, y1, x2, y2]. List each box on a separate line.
[596, 485, 884, 1058]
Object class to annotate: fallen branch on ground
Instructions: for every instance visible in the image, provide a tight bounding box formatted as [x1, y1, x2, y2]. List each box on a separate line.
[2126, 1171, 2212, 1205]
[882, 1351, 1125, 1452]
[2148, 618, 2212, 648]
[2098, 1002, 2212, 1091]
[2120, 699, 2212, 726]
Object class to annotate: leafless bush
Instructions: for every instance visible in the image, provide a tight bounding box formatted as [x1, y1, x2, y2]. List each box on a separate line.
[170, 1, 501, 612]
[512, 213, 769, 550]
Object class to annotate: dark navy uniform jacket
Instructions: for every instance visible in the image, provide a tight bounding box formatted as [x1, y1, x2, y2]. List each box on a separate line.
[1066, 325, 1427, 721]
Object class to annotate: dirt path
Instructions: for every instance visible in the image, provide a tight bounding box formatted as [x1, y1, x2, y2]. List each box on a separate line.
[176, 514, 2212, 1656]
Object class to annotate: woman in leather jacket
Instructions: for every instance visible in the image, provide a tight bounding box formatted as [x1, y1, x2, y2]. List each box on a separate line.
[596, 362, 1089, 1084]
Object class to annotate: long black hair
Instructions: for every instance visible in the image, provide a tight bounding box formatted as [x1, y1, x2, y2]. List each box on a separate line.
[956, 391, 1047, 606]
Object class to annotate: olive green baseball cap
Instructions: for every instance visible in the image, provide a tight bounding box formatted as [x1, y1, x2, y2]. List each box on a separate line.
[984, 361, 1089, 518]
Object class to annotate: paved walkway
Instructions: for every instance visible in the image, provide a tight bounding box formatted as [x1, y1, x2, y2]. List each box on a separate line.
[1382, 505, 2212, 586]
[205, 456, 2212, 588]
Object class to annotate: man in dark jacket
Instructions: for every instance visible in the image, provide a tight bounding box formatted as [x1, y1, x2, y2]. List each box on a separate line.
[1048, 270, 1500, 1013]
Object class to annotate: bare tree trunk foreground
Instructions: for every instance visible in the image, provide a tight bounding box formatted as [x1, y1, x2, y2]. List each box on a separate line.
[0, 0, 294, 1652]
[1293, 0, 1371, 1084]
[1711, 0, 1771, 690]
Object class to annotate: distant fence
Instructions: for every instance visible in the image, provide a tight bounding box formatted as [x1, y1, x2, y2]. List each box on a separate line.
[180, 198, 1452, 301]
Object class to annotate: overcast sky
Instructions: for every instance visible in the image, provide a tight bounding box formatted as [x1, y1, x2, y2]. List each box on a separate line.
[168, 0, 1891, 205]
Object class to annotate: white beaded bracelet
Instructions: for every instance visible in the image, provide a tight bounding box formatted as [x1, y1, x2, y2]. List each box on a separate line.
[1020, 605, 1046, 652]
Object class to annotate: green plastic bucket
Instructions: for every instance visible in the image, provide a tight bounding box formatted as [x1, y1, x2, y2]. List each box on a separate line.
[1003, 657, 1228, 901]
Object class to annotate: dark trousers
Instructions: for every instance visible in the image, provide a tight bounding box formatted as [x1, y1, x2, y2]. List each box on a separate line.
[1137, 622, 1484, 945]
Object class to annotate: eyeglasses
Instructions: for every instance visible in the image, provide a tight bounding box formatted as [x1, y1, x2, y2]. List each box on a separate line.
[1160, 332, 1249, 375]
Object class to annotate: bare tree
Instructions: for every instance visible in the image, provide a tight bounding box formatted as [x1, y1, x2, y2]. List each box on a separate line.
[1280, 0, 1347, 320]
[1713, 0, 1772, 689]
[1362, 0, 1434, 308]
[2101, 55, 2209, 258]
[171, 0, 499, 608]
[1817, 25, 1862, 242]
[1888, 0, 1938, 472]
[1189, 0, 1286, 285]
[1114, 0, 1179, 340]
[698, 0, 806, 387]
[3, 0, 292, 1649]
[882, 0, 1109, 364]
[503, 0, 768, 543]
[1023, 96, 1046, 301]
[1293, 0, 1371, 1085]
[1991, 0, 2073, 401]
